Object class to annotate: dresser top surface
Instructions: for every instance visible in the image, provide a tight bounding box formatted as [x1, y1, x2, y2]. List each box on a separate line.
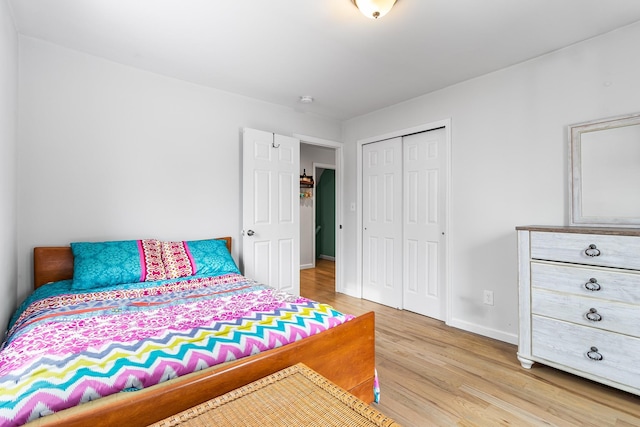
[516, 225, 640, 236]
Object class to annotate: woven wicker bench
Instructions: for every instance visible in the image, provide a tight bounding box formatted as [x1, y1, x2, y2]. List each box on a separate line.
[148, 363, 399, 427]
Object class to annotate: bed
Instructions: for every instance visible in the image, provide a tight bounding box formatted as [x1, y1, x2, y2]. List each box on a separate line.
[0, 237, 375, 427]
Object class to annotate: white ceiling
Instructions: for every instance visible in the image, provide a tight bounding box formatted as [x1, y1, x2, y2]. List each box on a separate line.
[8, 0, 640, 121]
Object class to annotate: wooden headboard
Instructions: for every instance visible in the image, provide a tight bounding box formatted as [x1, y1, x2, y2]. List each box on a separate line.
[33, 237, 233, 289]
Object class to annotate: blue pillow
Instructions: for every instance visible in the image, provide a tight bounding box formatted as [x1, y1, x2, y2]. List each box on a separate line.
[187, 239, 240, 277]
[70, 239, 166, 290]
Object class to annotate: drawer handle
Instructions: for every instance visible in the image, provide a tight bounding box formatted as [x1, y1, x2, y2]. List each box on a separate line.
[584, 244, 601, 257]
[587, 346, 604, 361]
[584, 278, 601, 292]
[585, 308, 602, 322]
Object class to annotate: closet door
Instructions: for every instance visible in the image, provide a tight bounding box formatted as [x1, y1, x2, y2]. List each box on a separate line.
[362, 138, 403, 308]
[403, 128, 447, 320]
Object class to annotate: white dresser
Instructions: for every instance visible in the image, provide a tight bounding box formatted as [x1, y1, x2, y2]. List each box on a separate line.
[517, 225, 640, 395]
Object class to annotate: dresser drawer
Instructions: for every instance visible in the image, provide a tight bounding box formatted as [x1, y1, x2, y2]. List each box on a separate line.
[532, 316, 640, 390]
[531, 262, 640, 304]
[530, 232, 640, 270]
[531, 288, 640, 337]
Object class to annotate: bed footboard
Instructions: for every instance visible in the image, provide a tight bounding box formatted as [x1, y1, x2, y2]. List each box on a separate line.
[28, 311, 376, 427]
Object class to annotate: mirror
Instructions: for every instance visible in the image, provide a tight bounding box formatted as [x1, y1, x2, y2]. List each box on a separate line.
[569, 112, 640, 227]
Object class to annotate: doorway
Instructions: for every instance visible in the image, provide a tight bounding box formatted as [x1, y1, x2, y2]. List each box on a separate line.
[314, 164, 336, 263]
[297, 135, 344, 294]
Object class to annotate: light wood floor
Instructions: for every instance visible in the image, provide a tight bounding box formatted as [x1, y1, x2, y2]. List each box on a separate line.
[301, 259, 640, 427]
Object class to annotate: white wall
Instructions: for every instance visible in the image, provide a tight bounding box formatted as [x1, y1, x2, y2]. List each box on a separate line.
[16, 37, 341, 304]
[299, 144, 335, 268]
[0, 0, 18, 329]
[341, 22, 640, 343]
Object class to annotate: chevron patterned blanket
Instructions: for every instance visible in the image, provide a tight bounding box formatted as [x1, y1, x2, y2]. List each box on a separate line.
[0, 273, 353, 426]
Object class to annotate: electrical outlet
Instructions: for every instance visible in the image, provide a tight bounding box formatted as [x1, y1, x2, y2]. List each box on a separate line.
[483, 290, 494, 306]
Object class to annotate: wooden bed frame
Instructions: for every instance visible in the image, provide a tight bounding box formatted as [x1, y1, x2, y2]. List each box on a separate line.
[29, 238, 376, 426]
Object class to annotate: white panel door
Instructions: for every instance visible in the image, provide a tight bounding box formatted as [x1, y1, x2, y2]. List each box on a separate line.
[242, 128, 300, 295]
[362, 138, 403, 308]
[402, 128, 447, 319]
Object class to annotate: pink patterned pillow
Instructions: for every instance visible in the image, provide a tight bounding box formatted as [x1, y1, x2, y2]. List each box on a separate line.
[161, 241, 196, 279]
[140, 239, 167, 281]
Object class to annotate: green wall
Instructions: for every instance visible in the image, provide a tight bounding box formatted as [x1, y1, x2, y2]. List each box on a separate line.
[316, 170, 335, 258]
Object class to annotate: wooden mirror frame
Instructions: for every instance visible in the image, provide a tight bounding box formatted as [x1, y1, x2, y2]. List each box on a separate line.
[569, 112, 640, 227]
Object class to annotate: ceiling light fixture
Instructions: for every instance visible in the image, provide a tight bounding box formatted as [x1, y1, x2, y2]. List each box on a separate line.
[351, 0, 397, 19]
[299, 96, 314, 104]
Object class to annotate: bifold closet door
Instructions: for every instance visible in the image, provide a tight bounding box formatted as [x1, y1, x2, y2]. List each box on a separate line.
[362, 137, 403, 308]
[361, 128, 447, 318]
[402, 128, 447, 320]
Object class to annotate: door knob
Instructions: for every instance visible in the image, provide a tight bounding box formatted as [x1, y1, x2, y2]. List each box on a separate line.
[246, 229, 255, 236]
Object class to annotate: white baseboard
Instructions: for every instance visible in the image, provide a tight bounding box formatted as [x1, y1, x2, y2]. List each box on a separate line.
[318, 255, 335, 261]
[300, 263, 314, 270]
[337, 288, 360, 299]
[447, 317, 518, 345]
